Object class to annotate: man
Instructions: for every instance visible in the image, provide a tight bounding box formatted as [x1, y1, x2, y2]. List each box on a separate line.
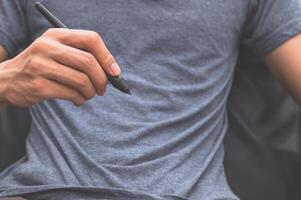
[0, 0, 301, 199]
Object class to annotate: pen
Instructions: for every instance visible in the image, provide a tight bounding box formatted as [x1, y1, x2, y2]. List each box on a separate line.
[35, 2, 131, 95]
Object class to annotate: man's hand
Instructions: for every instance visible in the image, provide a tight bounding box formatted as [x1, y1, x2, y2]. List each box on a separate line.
[265, 33, 301, 105]
[0, 28, 121, 107]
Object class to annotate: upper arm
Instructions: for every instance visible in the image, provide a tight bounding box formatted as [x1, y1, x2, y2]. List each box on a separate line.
[0, 45, 8, 63]
[265, 33, 301, 104]
[238, 0, 301, 105]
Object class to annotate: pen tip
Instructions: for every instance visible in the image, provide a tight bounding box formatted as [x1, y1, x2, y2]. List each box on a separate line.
[126, 90, 132, 95]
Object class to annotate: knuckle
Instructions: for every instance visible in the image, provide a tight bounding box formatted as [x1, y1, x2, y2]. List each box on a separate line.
[75, 75, 96, 100]
[70, 93, 85, 106]
[31, 37, 52, 54]
[82, 52, 96, 67]
[42, 28, 65, 41]
[30, 38, 44, 52]
[89, 31, 102, 42]
[44, 28, 57, 36]
[77, 75, 90, 89]
[26, 56, 43, 73]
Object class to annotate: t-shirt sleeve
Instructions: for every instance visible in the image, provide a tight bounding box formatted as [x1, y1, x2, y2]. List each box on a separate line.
[0, 0, 29, 57]
[243, 0, 301, 56]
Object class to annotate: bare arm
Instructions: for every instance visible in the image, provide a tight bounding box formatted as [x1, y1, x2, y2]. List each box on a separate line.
[265, 33, 301, 105]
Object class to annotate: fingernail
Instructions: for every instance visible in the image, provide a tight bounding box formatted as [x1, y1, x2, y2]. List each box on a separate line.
[98, 87, 106, 96]
[110, 63, 121, 75]
[100, 90, 105, 96]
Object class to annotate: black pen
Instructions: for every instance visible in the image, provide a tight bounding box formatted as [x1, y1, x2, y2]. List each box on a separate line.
[35, 2, 131, 95]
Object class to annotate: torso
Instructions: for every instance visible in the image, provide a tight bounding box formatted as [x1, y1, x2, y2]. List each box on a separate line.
[0, 1, 251, 199]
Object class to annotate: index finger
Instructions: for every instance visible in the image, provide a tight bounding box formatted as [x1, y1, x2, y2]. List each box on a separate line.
[46, 28, 121, 76]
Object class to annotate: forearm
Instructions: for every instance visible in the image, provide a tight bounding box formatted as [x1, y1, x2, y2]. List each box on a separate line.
[0, 45, 8, 111]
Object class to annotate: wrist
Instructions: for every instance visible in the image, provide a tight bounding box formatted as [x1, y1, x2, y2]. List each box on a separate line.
[0, 60, 10, 109]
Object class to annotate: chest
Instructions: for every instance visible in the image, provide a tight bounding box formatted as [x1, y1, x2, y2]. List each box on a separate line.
[25, 0, 248, 46]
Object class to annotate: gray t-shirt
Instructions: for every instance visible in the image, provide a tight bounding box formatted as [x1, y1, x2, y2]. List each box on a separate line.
[1, 0, 301, 199]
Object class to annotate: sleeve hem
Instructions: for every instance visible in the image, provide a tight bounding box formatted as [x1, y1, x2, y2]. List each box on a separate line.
[0, 29, 19, 58]
[250, 19, 301, 57]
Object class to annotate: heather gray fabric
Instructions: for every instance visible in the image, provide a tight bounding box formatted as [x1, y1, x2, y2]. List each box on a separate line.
[0, 0, 301, 199]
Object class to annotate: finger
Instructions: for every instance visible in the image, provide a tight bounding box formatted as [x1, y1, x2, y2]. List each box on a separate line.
[46, 42, 107, 95]
[45, 28, 121, 76]
[35, 58, 98, 99]
[32, 78, 87, 106]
